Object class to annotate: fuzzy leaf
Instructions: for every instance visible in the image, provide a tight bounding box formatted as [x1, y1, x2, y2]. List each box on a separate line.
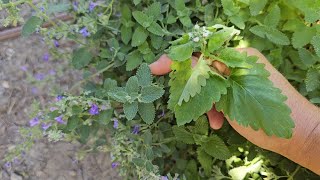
[138, 103, 155, 124]
[298, 48, 317, 67]
[265, 28, 290, 45]
[136, 63, 152, 87]
[121, 26, 132, 45]
[305, 68, 320, 92]
[263, 5, 280, 28]
[168, 42, 193, 61]
[108, 88, 128, 103]
[172, 126, 195, 144]
[125, 76, 139, 94]
[311, 35, 320, 57]
[132, 11, 153, 28]
[168, 60, 228, 125]
[145, 2, 161, 20]
[292, 26, 316, 48]
[197, 148, 212, 176]
[72, 48, 93, 69]
[177, 58, 212, 105]
[22, 16, 43, 37]
[216, 56, 295, 138]
[131, 26, 149, 47]
[124, 101, 138, 120]
[218, 48, 252, 68]
[249, 0, 267, 16]
[201, 135, 231, 160]
[194, 116, 209, 135]
[126, 50, 143, 71]
[147, 22, 165, 36]
[221, 0, 239, 16]
[140, 85, 165, 103]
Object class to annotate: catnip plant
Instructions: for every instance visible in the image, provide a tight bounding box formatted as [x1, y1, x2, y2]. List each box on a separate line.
[1, 0, 320, 179]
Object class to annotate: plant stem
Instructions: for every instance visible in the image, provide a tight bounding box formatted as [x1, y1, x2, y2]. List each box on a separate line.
[1, 0, 27, 8]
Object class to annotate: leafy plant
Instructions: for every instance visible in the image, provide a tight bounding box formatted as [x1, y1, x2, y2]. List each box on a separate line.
[1, 0, 320, 179]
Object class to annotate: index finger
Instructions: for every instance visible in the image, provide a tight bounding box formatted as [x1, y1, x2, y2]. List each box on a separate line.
[149, 54, 173, 75]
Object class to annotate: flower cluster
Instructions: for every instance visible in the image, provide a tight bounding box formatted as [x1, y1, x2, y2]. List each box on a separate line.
[188, 24, 213, 43]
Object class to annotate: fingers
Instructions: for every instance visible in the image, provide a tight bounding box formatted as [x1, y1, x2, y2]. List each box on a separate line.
[149, 54, 173, 75]
[207, 107, 224, 129]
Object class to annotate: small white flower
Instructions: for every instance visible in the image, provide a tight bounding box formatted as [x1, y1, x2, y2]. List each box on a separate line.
[188, 32, 193, 38]
[193, 37, 200, 42]
[194, 24, 200, 29]
[203, 31, 210, 37]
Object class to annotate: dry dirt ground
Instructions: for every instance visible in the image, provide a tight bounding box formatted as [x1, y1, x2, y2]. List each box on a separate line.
[0, 36, 121, 180]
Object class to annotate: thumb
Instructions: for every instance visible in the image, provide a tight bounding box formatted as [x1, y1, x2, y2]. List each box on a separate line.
[149, 54, 172, 75]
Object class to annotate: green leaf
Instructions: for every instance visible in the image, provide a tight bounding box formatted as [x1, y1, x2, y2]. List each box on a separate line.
[126, 50, 143, 71]
[132, 157, 145, 167]
[172, 126, 195, 144]
[147, 22, 165, 36]
[263, 5, 280, 28]
[179, 16, 192, 27]
[305, 68, 320, 92]
[108, 88, 128, 103]
[47, 3, 70, 14]
[249, 0, 267, 16]
[168, 42, 193, 61]
[216, 56, 295, 138]
[146, 161, 154, 172]
[103, 78, 117, 91]
[22, 16, 43, 37]
[292, 26, 316, 48]
[221, 0, 240, 16]
[121, 26, 132, 45]
[194, 116, 209, 135]
[169, 60, 228, 125]
[298, 48, 317, 67]
[145, 2, 161, 20]
[197, 148, 212, 176]
[289, 0, 320, 23]
[140, 85, 165, 103]
[96, 109, 113, 125]
[131, 26, 149, 47]
[150, 35, 163, 50]
[123, 101, 138, 120]
[208, 27, 239, 52]
[229, 15, 245, 29]
[249, 25, 266, 38]
[218, 48, 252, 68]
[250, 26, 290, 45]
[125, 76, 139, 94]
[146, 147, 154, 160]
[136, 63, 152, 87]
[132, 11, 153, 28]
[72, 48, 93, 69]
[311, 35, 320, 57]
[177, 58, 212, 105]
[138, 103, 155, 124]
[201, 135, 231, 160]
[67, 116, 81, 131]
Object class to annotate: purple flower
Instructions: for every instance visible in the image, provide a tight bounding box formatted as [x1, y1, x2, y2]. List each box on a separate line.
[43, 53, 50, 62]
[20, 65, 28, 72]
[160, 109, 165, 117]
[50, 107, 58, 111]
[39, 6, 45, 12]
[111, 162, 119, 169]
[55, 115, 66, 124]
[73, 1, 79, 11]
[88, 1, 98, 12]
[13, 157, 20, 164]
[48, 69, 56, 75]
[31, 87, 38, 94]
[89, 104, 99, 115]
[132, 125, 140, 134]
[29, 117, 40, 127]
[113, 119, 118, 129]
[79, 27, 90, 37]
[56, 95, 63, 101]
[161, 176, 168, 180]
[54, 40, 59, 48]
[4, 162, 11, 168]
[34, 73, 45, 81]
[41, 122, 52, 130]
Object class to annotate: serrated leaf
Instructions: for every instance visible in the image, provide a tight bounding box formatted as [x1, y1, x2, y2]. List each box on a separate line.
[249, 0, 267, 16]
[132, 157, 145, 167]
[292, 26, 316, 48]
[298, 48, 317, 67]
[145, 2, 161, 20]
[229, 15, 245, 29]
[108, 88, 128, 103]
[208, 28, 237, 52]
[126, 76, 139, 94]
[289, 0, 320, 23]
[103, 78, 117, 91]
[216, 56, 295, 138]
[169, 60, 228, 125]
[131, 26, 148, 47]
[218, 48, 252, 68]
[197, 148, 212, 176]
[120, 26, 132, 45]
[124, 101, 138, 120]
[150, 35, 163, 50]
[136, 63, 152, 87]
[126, 50, 143, 71]
[265, 28, 290, 46]
[201, 135, 231, 160]
[177, 58, 212, 105]
[47, 3, 70, 14]
[172, 126, 195, 144]
[249, 25, 266, 38]
[264, 5, 280, 28]
[194, 116, 209, 135]
[168, 42, 193, 61]
[132, 11, 153, 28]
[221, 0, 240, 16]
[179, 16, 192, 27]
[138, 103, 155, 124]
[311, 35, 320, 57]
[305, 68, 320, 92]
[147, 22, 165, 36]
[72, 48, 93, 69]
[22, 16, 43, 37]
[140, 85, 164, 103]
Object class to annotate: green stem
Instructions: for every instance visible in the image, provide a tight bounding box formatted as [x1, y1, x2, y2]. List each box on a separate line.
[288, 165, 301, 180]
[69, 63, 115, 92]
[1, 0, 28, 8]
[152, 137, 176, 145]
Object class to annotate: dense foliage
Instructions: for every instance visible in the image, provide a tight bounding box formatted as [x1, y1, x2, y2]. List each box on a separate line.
[1, 0, 320, 179]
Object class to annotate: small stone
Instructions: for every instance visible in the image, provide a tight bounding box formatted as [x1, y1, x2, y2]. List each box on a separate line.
[10, 173, 23, 180]
[1, 81, 10, 88]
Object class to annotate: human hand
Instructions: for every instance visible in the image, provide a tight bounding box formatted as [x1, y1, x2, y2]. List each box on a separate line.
[149, 48, 320, 175]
